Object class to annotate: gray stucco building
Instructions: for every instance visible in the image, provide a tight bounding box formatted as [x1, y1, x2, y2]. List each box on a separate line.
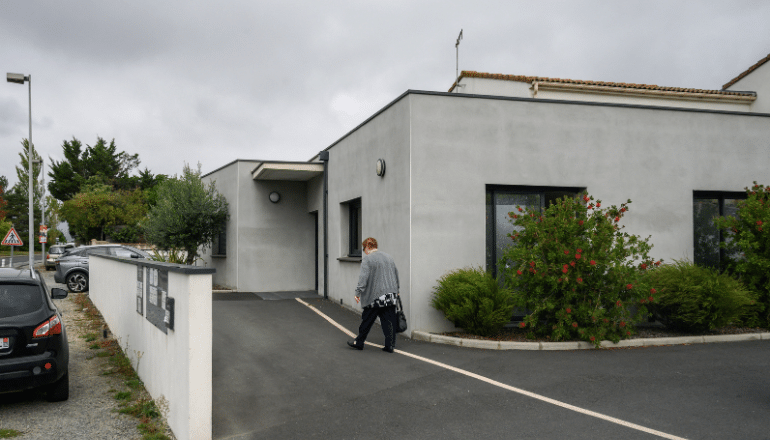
[201, 53, 770, 336]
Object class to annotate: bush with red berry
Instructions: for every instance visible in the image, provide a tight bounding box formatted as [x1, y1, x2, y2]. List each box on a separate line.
[715, 182, 770, 325]
[501, 193, 660, 347]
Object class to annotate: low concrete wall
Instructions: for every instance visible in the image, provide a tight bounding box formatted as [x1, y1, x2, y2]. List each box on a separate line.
[89, 255, 215, 440]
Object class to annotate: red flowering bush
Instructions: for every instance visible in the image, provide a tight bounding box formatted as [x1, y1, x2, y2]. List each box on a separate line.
[715, 182, 770, 325]
[501, 193, 660, 347]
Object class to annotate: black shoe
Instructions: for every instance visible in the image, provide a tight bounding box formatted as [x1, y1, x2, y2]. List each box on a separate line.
[382, 346, 394, 353]
[347, 340, 363, 350]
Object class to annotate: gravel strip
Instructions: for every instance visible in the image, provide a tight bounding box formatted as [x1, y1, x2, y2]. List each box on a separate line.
[0, 269, 142, 440]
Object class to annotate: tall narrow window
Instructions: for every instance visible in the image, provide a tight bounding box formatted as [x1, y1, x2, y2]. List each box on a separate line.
[348, 198, 362, 257]
[486, 186, 583, 278]
[212, 222, 227, 256]
[693, 191, 745, 268]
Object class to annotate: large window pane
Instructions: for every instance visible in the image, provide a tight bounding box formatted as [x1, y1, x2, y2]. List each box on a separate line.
[693, 198, 720, 268]
[486, 186, 582, 277]
[693, 192, 746, 268]
[495, 193, 539, 273]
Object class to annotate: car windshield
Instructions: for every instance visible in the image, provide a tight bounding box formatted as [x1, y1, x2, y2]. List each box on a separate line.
[50, 247, 64, 254]
[0, 284, 43, 319]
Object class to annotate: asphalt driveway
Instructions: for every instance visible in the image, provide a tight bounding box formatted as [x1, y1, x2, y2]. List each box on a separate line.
[213, 293, 770, 440]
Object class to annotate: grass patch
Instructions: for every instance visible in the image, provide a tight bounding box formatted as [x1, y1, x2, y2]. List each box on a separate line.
[125, 378, 144, 390]
[89, 343, 101, 350]
[83, 332, 98, 342]
[115, 391, 133, 401]
[0, 429, 22, 439]
[119, 398, 161, 419]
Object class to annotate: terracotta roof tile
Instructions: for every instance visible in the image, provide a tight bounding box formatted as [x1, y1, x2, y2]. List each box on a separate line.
[451, 71, 755, 97]
[722, 52, 770, 89]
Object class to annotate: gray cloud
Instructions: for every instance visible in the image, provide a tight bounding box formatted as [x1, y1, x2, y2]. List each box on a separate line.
[1, 0, 769, 188]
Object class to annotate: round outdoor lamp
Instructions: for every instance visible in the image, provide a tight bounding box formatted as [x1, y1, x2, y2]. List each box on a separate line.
[269, 191, 281, 203]
[376, 159, 386, 177]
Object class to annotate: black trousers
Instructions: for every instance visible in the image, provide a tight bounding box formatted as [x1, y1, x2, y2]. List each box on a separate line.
[355, 305, 397, 349]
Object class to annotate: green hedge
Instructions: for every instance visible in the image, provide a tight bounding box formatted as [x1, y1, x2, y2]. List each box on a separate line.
[644, 260, 760, 332]
[431, 267, 514, 337]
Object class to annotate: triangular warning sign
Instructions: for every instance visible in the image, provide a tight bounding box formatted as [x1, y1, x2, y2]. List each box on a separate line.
[2, 228, 23, 246]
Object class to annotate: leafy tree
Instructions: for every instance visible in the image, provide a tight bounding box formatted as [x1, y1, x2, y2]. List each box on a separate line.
[136, 168, 168, 208]
[0, 175, 8, 220]
[5, 140, 45, 251]
[144, 164, 229, 265]
[60, 180, 147, 243]
[501, 194, 661, 346]
[715, 182, 770, 325]
[48, 137, 140, 201]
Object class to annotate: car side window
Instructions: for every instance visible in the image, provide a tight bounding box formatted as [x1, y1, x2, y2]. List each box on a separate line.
[87, 247, 111, 256]
[66, 249, 85, 257]
[113, 247, 134, 257]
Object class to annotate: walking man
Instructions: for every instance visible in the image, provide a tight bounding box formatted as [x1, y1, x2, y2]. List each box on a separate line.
[347, 237, 400, 353]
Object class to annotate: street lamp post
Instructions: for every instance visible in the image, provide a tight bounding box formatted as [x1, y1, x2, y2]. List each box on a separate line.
[33, 158, 45, 268]
[7, 72, 34, 271]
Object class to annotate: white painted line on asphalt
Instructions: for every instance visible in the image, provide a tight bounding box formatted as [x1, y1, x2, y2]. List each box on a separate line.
[296, 298, 688, 440]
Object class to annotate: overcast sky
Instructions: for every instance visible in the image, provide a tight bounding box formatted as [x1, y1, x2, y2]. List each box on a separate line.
[1, 0, 769, 190]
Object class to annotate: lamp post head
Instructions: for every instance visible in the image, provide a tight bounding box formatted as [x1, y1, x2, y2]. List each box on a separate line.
[6, 73, 29, 84]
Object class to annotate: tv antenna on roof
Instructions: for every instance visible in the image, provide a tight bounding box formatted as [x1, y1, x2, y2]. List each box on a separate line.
[455, 29, 463, 85]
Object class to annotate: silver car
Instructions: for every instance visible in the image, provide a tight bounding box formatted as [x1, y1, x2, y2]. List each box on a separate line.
[53, 244, 150, 292]
[45, 243, 75, 271]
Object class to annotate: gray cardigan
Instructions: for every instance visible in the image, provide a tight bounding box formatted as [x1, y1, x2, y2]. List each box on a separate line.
[355, 250, 400, 308]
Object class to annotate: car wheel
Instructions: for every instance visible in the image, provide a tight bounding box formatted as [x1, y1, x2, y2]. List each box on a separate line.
[66, 272, 88, 292]
[46, 371, 69, 402]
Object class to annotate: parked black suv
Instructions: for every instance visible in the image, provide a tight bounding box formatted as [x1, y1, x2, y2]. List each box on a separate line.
[0, 268, 70, 401]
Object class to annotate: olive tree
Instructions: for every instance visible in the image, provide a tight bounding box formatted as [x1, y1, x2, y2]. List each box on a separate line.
[144, 164, 228, 265]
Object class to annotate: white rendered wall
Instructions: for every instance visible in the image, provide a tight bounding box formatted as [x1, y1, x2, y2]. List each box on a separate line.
[201, 160, 316, 292]
[407, 92, 770, 334]
[323, 97, 413, 319]
[89, 256, 213, 440]
[725, 57, 770, 114]
[200, 160, 248, 290]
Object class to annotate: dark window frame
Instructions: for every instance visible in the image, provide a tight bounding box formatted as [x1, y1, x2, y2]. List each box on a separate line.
[693, 191, 746, 268]
[348, 198, 362, 257]
[486, 185, 584, 278]
[212, 222, 227, 257]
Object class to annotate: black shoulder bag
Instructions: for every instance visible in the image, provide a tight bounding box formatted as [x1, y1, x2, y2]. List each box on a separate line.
[396, 296, 408, 333]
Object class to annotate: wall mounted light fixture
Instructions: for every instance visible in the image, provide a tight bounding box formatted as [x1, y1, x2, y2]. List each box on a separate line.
[269, 191, 281, 203]
[376, 159, 386, 177]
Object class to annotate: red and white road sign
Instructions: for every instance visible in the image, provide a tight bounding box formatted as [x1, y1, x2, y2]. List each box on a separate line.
[39, 225, 48, 234]
[2, 228, 23, 246]
[39, 235, 47, 244]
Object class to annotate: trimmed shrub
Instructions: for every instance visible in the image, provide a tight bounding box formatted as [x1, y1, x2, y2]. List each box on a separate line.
[431, 267, 515, 337]
[644, 260, 760, 332]
[715, 182, 770, 326]
[501, 194, 660, 346]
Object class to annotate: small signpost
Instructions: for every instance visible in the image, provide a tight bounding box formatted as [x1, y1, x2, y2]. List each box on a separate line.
[2, 227, 23, 261]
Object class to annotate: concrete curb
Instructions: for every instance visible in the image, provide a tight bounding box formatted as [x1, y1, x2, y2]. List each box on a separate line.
[412, 330, 770, 351]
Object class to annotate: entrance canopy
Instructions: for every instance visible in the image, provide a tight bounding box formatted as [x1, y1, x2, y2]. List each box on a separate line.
[251, 162, 324, 181]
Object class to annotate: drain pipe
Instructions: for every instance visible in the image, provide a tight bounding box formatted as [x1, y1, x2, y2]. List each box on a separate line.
[319, 150, 329, 299]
